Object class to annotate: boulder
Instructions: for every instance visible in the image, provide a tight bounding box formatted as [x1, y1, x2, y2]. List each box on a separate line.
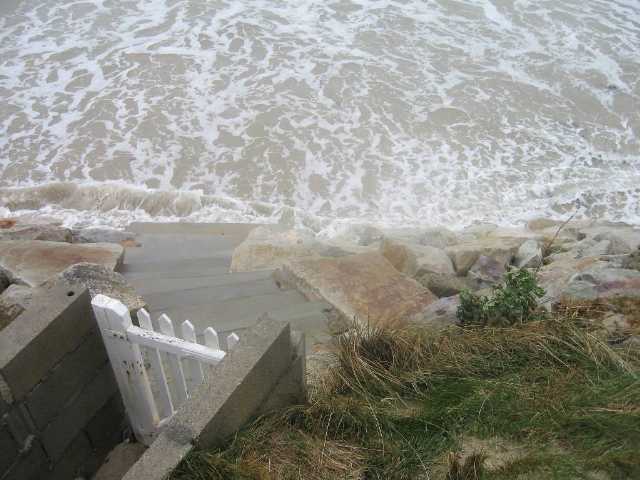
[43, 263, 145, 313]
[515, 239, 543, 269]
[379, 238, 454, 277]
[413, 295, 461, 328]
[561, 268, 640, 302]
[323, 224, 383, 247]
[0, 241, 124, 287]
[468, 255, 507, 285]
[592, 230, 640, 254]
[445, 238, 522, 276]
[536, 256, 607, 307]
[276, 252, 437, 328]
[0, 296, 23, 332]
[230, 226, 320, 273]
[416, 272, 479, 298]
[0, 224, 72, 242]
[0, 284, 36, 310]
[72, 227, 137, 245]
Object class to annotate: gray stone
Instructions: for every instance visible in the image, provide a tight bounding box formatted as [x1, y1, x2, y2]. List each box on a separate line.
[0, 297, 23, 332]
[0, 284, 95, 401]
[413, 295, 461, 328]
[537, 257, 608, 307]
[561, 268, 640, 302]
[41, 363, 117, 461]
[0, 224, 72, 243]
[468, 255, 507, 285]
[515, 239, 543, 269]
[72, 228, 137, 245]
[445, 238, 522, 276]
[601, 313, 631, 334]
[0, 241, 124, 287]
[416, 272, 479, 298]
[579, 226, 640, 252]
[379, 238, 454, 277]
[25, 331, 107, 429]
[0, 284, 35, 311]
[418, 227, 460, 249]
[326, 224, 383, 247]
[43, 263, 145, 313]
[276, 252, 437, 328]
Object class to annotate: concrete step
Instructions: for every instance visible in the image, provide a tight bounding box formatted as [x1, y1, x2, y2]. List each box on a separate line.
[121, 258, 230, 278]
[124, 233, 239, 265]
[127, 270, 276, 296]
[128, 222, 260, 239]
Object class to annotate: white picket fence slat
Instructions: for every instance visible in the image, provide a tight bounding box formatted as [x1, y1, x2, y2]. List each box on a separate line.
[91, 294, 240, 445]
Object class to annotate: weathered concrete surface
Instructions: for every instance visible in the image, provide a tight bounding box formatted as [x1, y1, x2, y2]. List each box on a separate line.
[44, 263, 145, 313]
[230, 226, 319, 272]
[0, 224, 72, 243]
[93, 442, 147, 480]
[379, 238, 454, 277]
[122, 316, 305, 480]
[0, 283, 94, 401]
[0, 241, 124, 286]
[277, 252, 437, 327]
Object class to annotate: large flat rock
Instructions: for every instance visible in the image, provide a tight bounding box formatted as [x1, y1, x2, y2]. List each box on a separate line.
[0, 241, 124, 287]
[277, 252, 437, 328]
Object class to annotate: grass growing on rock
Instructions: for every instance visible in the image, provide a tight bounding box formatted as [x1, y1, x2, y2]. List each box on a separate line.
[171, 317, 640, 479]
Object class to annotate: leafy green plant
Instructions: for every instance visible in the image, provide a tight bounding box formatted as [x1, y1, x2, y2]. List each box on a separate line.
[457, 268, 545, 327]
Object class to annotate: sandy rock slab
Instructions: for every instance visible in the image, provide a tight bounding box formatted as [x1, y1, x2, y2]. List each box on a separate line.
[0, 223, 72, 242]
[276, 252, 437, 328]
[0, 240, 124, 287]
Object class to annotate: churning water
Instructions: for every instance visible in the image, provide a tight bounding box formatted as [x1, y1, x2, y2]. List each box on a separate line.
[0, 0, 639, 232]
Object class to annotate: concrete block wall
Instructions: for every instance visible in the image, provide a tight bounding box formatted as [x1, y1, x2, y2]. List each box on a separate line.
[0, 283, 127, 480]
[123, 315, 306, 480]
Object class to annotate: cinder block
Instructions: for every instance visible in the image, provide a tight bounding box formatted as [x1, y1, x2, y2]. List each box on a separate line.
[26, 331, 108, 429]
[2, 438, 47, 480]
[122, 316, 300, 480]
[2, 404, 34, 451]
[41, 363, 117, 461]
[85, 394, 126, 450]
[0, 284, 95, 401]
[0, 425, 19, 474]
[42, 431, 93, 480]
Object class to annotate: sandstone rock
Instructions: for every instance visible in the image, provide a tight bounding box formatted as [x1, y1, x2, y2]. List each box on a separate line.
[230, 226, 320, 272]
[325, 224, 384, 247]
[43, 263, 145, 313]
[417, 227, 459, 249]
[601, 313, 631, 334]
[527, 218, 562, 231]
[536, 257, 607, 307]
[0, 284, 35, 310]
[445, 238, 522, 276]
[561, 268, 640, 302]
[413, 295, 461, 328]
[379, 238, 454, 277]
[276, 252, 437, 328]
[0, 224, 72, 242]
[578, 226, 640, 251]
[0, 296, 23, 331]
[416, 272, 479, 298]
[468, 255, 507, 285]
[72, 227, 137, 245]
[515, 239, 543, 269]
[0, 241, 124, 287]
[0, 219, 17, 229]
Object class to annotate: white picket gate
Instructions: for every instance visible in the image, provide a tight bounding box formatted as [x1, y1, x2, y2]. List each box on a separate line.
[91, 294, 239, 445]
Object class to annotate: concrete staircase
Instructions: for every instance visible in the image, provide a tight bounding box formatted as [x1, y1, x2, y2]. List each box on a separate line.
[121, 223, 333, 349]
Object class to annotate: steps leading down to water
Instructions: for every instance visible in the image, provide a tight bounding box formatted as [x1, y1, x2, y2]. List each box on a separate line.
[121, 223, 333, 348]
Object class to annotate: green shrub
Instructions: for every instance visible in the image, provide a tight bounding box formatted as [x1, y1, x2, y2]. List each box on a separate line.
[457, 268, 545, 327]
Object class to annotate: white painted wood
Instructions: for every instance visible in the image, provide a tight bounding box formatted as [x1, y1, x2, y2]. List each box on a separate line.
[227, 332, 240, 350]
[92, 295, 159, 446]
[204, 327, 220, 350]
[181, 320, 204, 394]
[158, 314, 189, 406]
[137, 308, 174, 419]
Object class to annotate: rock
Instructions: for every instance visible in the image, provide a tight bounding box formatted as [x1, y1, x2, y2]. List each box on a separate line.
[276, 252, 437, 328]
[0, 296, 24, 331]
[72, 227, 137, 245]
[379, 238, 454, 277]
[325, 224, 384, 247]
[514, 239, 543, 269]
[622, 249, 640, 271]
[417, 227, 459, 249]
[561, 268, 640, 302]
[536, 256, 607, 307]
[592, 231, 640, 254]
[601, 313, 631, 334]
[416, 272, 479, 298]
[0, 224, 72, 242]
[445, 238, 522, 276]
[0, 284, 35, 310]
[413, 295, 461, 328]
[43, 263, 146, 313]
[230, 226, 320, 273]
[0, 241, 124, 287]
[468, 255, 507, 285]
[0, 219, 17, 229]
[527, 218, 562, 231]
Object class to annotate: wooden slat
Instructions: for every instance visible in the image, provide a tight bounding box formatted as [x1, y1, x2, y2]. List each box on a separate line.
[137, 308, 174, 420]
[227, 332, 240, 350]
[180, 320, 204, 394]
[157, 314, 189, 407]
[204, 327, 220, 350]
